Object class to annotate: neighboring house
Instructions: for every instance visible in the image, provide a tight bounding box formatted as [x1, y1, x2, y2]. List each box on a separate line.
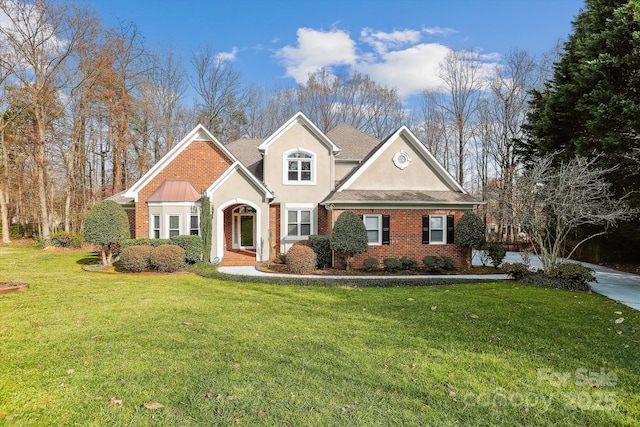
[113, 112, 480, 268]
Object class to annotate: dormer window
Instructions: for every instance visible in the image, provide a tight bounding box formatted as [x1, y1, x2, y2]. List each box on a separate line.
[284, 149, 315, 185]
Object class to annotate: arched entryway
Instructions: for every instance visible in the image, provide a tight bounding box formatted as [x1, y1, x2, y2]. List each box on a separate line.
[231, 205, 256, 249]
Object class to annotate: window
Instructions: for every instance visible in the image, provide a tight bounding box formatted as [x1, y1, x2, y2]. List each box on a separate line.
[364, 214, 381, 245]
[168, 215, 180, 237]
[287, 209, 312, 238]
[284, 150, 314, 184]
[189, 215, 199, 236]
[152, 215, 160, 239]
[422, 215, 454, 244]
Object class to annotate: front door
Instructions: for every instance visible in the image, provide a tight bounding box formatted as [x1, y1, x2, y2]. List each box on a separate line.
[232, 206, 256, 249]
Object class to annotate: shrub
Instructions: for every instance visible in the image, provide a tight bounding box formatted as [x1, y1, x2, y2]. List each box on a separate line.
[200, 193, 212, 262]
[84, 200, 131, 266]
[440, 256, 456, 271]
[363, 257, 379, 271]
[51, 231, 84, 248]
[150, 244, 185, 272]
[423, 255, 445, 273]
[547, 263, 596, 285]
[119, 245, 153, 272]
[309, 235, 332, 269]
[115, 238, 170, 257]
[383, 257, 402, 273]
[286, 244, 317, 274]
[400, 256, 418, 271]
[330, 211, 368, 270]
[502, 262, 531, 280]
[170, 235, 203, 264]
[520, 270, 592, 292]
[482, 243, 507, 268]
[455, 211, 486, 267]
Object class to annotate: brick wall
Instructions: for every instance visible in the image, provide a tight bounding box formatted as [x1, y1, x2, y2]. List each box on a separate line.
[331, 208, 468, 269]
[269, 203, 280, 260]
[134, 141, 233, 238]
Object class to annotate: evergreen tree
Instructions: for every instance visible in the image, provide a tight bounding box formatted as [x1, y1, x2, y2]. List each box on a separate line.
[455, 211, 486, 268]
[84, 200, 131, 266]
[330, 211, 368, 271]
[521, 0, 640, 194]
[200, 192, 212, 262]
[520, 0, 640, 262]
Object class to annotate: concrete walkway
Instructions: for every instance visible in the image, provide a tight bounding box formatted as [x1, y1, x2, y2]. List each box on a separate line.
[219, 251, 640, 311]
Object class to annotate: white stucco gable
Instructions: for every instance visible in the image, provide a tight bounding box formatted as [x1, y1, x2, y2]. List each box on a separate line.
[257, 112, 341, 156]
[335, 126, 466, 194]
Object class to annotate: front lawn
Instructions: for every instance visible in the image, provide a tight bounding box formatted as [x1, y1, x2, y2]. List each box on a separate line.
[0, 247, 638, 426]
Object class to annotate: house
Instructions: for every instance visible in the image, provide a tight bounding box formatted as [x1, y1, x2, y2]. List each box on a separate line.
[114, 112, 480, 268]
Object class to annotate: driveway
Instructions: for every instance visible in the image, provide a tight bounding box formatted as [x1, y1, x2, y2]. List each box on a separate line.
[487, 252, 640, 311]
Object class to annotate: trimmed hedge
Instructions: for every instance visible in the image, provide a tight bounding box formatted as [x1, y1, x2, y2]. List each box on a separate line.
[116, 238, 170, 257]
[309, 235, 331, 269]
[150, 244, 185, 272]
[363, 257, 379, 271]
[383, 258, 402, 273]
[286, 244, 317, 274]
[119, 245, 153, 272]
[423, 255, 445, 273]
[191, 262, 497, 287]
[170, 235, 203, 264]
[400, 256, 418, 271]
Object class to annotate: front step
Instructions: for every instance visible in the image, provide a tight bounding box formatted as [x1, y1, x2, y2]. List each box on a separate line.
[220, 250, 256, 266]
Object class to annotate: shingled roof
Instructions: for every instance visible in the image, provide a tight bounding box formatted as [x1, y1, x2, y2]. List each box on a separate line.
[327, 123, 380, 161]
[225, 138, 264, 180]
[322, 189, 480, 206]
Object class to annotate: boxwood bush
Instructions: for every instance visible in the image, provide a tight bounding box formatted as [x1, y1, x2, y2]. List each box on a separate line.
[115, 238, 170, 257]
[170, 235, 203, 264]
[363, 257, 379, 271]
[309, 234, 331, 268]
[383, 258, 402, 273]
[400, 256, 418, 271]
[150, 244, 185, 272]
[423, 255, 445, 273]
[286, 244, 317, 274]
[119, 245, 153, 272]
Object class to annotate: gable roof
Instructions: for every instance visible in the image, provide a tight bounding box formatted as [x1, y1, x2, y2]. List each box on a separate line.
[124, 124, 236, 202]
[257, 112, 341, 155]
[226, 138, 264, 180]
[327, 123, 380, 161]
[335, 126, 466, 194]
[206, 160, 274, 200]
[147, 179, 200, 202]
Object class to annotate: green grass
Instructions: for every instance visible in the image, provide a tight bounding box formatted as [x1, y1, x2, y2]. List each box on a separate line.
[1, 246, 639, 426]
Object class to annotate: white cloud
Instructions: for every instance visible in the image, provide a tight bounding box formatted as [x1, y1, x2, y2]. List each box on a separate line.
[216, 47, 238, 63]
[276, 27, 357, 83]
[422, 26, 457, 37]
[276, 26, 501, 99]
[360, 28, 421, 54]
[359, 43, 452, 97]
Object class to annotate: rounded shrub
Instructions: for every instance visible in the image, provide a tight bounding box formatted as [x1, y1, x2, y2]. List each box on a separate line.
[440, 256, 456, 271]
[170, 235, 204, 264]
[501, 262, 530, 280]
[84, 200, 131, 266]
[309, 235, 332, 268]
[150, 244, 185, 272]
[330, 211, 368, 270]
[400, 256, 418, 271]
[482, 243, 507, 268]
[119, 245, 153, 272]
[363, 257, 379, 271]
[423, 255, 445, 273]
[286, 244, 317, 274]
[383, 257, 402, 273]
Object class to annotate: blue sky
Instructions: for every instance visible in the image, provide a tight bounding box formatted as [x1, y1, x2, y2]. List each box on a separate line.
[85, 0, 585, 101]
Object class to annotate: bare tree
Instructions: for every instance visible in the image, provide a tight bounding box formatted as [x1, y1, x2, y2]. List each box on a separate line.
[190, 47, 246, 141]
[511, 154, 634, 272]
[0, 0, 94, 242]
[438, 50, 483, 186]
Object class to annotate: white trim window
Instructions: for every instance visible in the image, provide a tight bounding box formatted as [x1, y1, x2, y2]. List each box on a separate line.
[363, 214, 382, 245]
[429, 215, 446, 244]
[284, 149, 315, 184]
[189, 215, 199, 236]
[152, 215, 160, 239]
[286, 209, 312, 238]
[168, 214, 181, 238]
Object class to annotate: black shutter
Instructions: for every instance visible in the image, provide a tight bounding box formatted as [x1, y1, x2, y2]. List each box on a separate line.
[382, 215, 390, 245]
[447, 215, 455, 244]
[422, 215, 429, 244]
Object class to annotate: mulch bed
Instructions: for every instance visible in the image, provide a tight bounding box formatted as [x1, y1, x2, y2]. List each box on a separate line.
[0, 282, 29, 294]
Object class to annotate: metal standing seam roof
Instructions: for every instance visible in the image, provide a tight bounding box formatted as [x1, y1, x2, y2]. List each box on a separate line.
[147, 179, 201, 202]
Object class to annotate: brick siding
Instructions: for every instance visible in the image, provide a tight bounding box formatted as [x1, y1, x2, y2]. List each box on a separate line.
[134, 141, 233, 238]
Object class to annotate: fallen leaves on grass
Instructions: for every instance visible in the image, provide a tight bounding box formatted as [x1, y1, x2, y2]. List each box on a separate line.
[109, 397, 123, 407]
[470, 314, 479, 319]
[143, 402, 164, 410]
[615, 318, 625, 324]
